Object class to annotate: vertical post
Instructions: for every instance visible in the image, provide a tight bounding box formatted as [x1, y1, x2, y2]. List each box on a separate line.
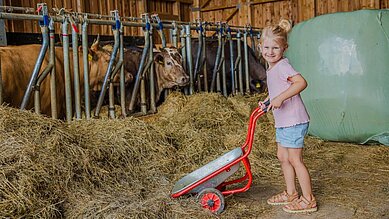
[128, 14, 150, 113]
[185, 25, 193, 95]
[62, 17, 73, 122]
[243, 30, 250, 94]
[82, 16, 91, 119]
[49, 19, 57, 119]
[236, 31, 243, 95]
[119, 24, 126, 118]
[202, 25, 208, 92]
[20, 3, 49, 111]
[180, 26, 187, 94]
[71, 16, 81, 120]
[149, 26, 156, 113]
[227, 26, 235, 95]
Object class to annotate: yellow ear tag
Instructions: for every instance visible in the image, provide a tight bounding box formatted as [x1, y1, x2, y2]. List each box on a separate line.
[158, 60, 164, 64]
[88, 54, 93, 61]
[255, 82, 261, 88]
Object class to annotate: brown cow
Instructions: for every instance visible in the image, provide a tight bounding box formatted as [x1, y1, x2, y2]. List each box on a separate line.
[0, 42, 116, 119]
[91, 42, 189, 111]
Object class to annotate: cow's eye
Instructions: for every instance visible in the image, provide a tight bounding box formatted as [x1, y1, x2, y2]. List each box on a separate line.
[167, 61, 172, 66]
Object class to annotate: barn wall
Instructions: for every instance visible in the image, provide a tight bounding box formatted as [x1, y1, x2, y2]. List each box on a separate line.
[2, 0, 192, 36]
[193, 0, 389, 28]
[2, 0, 389, 36]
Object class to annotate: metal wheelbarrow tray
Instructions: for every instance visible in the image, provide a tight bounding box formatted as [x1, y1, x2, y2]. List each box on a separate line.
[171, 101, 269, 214]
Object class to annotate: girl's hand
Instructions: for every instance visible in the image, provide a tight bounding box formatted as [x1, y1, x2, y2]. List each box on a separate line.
[258, 98, 269, 110]
[268, 96, 283, 110]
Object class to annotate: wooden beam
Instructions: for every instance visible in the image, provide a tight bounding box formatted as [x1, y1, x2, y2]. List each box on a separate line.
[225, 8, 239, 22]
[201, 5, 236, 12]
[155, 12, 180, 21]
[250, 0, 284, 5]
[164, 0, 193, 4]
[200, 0, 283, 12]
[173, 1, 181, 21]
[201, 0, 212, 8]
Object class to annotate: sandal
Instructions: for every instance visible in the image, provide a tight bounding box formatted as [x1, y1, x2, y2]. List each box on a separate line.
[283, 195, 318, 213]
[267, 191, 299, 205]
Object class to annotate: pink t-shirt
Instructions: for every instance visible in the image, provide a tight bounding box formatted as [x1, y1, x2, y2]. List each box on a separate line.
[267, 58, 310, 128]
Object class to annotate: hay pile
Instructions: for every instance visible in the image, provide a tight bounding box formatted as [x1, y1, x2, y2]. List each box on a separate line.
[0, 92, 388, 218]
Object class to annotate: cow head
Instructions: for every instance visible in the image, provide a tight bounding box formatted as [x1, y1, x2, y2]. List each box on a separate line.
[88, 37, 133, 92]
[154, 47, 189, 92]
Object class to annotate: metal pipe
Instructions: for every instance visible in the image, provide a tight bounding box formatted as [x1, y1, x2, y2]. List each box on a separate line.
[171, 22, 178, 47]
[62, 17, 73, 122]
[49, 22, 57, 119]
[180, 26, 188, 95]
[185, 25, 194, 95]
[72, 20, 81, 120]
[34, 20, 55, 115]
[119, 25, 126, 118]
[227, 27, 236, 95]
[128, 20, 150, 113]
[20, 17, 49, 110]
[201, 34, 208, 92]
[243, 31, 250, 94]
[94, 28, 119, 117]
[236, 32, 243, 95]
[0, 12, 262, 35]
[221, 35, 226, 97]
[82, 17, 91, 119]
[210, 28, 222, 92]
[149, 29, 156, 114]
[193, 23, 203, 85]
[109, 26, 124, 119]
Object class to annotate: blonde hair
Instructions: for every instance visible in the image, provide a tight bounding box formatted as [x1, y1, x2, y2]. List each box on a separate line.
[259, 19, 292, 49]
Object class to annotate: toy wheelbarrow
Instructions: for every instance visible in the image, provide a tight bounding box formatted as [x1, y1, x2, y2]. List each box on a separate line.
[171, 100, 270, 214]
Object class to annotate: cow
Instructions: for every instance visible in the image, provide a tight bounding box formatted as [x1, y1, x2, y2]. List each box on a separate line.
[92, 41, 189, 113]
[0, 41, 118, 119]
[191, 39, 267, 94]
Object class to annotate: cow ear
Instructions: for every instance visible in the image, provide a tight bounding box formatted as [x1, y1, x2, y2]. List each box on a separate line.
[154, 53, 164, 66]
[91, 35, 100, 52]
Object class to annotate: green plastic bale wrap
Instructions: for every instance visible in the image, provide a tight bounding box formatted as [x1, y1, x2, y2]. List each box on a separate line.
[286, 10, 389, 145]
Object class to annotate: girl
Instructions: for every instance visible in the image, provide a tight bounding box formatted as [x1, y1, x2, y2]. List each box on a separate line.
[258, 19, 317, 213]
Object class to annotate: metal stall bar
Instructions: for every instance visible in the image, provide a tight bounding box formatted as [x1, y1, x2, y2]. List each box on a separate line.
[171, 21, 178, 47]
[20, 3, 49, 111]
[119, 24, 126, 118]
[152, 14, 166, 48]
[185, 25, 194, 95]
[243, 30, 250, 94]
[107, 12, 123, 119]
[70, 15, 81, 120]
[227, 25, 236, 95]
[180, 26, 187, 94]
[94, 10, 120, 118]
[62, 16, 73, 122]
[34, 18, 55, 116]
[201, 22, 208, 92]
[236, 31, 243, 95]
[148, 25, 156, 114]
[81, 16, 91, 119]
[210, 24, 223, 92]
[193, 20, 203, 91]
[128, 14, 151, 113]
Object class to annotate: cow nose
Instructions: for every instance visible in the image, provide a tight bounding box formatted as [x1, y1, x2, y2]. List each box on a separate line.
[179, 76, 189, 85]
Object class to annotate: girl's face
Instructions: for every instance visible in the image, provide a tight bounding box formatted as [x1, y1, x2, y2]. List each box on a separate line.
[261, 38, 285, 67]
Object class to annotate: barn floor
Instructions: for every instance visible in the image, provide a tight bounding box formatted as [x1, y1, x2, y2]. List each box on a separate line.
[230, 140, 389, 219]
[0, 92, 387, 218]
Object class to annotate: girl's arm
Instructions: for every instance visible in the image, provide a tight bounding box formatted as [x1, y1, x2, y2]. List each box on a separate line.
[269, 74, 307, 109]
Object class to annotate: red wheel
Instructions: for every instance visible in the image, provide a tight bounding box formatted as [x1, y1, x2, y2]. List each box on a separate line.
[197, 188, 225, 214]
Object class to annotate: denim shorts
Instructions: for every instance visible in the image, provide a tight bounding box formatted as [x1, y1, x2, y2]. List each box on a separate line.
[276, 122, 309, 148]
